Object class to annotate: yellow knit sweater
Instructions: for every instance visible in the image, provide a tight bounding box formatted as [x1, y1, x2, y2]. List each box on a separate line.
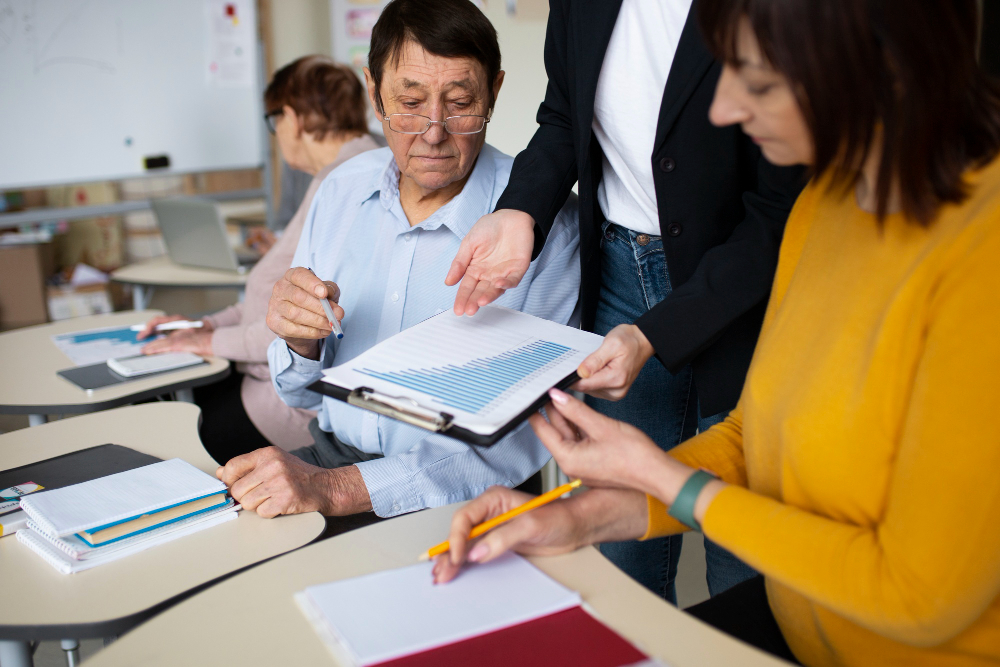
[644, 158, 1000, 666]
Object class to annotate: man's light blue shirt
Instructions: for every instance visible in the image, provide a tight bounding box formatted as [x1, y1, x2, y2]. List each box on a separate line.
[268, 144, 580, 517]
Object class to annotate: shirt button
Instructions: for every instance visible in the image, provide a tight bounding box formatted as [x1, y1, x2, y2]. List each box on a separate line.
[667, 223, 682, 237]
[604, 227, 615, 241]
[392, 502, 401, 512]
[659, 157, 676, 172]
[404, 234, 412, 242]
[391, 292, 399, 302]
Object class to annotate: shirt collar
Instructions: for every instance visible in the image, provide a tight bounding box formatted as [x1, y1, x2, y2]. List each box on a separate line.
[364, 144, 497, 238]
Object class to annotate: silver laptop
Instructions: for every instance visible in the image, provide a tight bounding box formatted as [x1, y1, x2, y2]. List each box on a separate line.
[151, 197, 260, 272]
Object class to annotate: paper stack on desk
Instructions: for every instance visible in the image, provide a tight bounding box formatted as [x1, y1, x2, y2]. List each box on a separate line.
[16, 458, 238, 574]
[297, 553, 650, 667]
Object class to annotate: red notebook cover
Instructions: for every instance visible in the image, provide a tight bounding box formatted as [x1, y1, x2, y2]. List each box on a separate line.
[371, 605, 648, 667]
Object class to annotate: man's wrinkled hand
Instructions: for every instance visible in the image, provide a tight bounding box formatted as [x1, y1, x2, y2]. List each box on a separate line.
[445, 209, 535, 316]
[216, 447, 372, 518]
[266, 267, 343, 360]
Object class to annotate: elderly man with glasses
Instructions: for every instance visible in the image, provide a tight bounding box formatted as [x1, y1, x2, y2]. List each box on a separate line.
[214, 0, 580, 533]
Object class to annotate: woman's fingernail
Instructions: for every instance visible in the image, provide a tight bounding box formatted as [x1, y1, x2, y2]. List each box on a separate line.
[468, 543, 489, 562]
[549, 388, 569, 404]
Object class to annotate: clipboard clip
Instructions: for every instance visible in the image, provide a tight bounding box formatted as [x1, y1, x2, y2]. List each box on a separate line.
[347, 388, 454, 433]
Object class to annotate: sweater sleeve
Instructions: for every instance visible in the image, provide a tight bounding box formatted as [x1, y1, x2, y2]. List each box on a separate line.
[209, 318, 278, 365]
[700, 229, 1000, 646]
[642, 183, 820, 539]
[204, 303, 243, 330]
[641, 402, 749, 539]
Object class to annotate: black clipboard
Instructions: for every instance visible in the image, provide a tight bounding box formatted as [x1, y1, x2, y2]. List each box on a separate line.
[307, 371, 581, 447]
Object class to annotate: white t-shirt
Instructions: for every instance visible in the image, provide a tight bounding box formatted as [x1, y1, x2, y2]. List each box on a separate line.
[593, 0, 693, 236]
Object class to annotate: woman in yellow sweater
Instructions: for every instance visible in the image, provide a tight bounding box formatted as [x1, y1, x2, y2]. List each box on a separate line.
[434, 0, 1000, 665]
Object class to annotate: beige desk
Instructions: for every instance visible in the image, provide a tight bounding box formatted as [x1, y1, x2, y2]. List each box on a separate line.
[0, 311, 230, 426]
[89, 504, 790, 667]
[0, 403, 325, 667]
[110, 256, 248, 310]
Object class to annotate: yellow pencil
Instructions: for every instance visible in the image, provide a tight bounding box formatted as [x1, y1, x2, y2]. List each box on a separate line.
[418, 478, 582, 561]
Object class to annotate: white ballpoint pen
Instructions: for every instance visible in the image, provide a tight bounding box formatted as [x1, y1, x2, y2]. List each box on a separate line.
[306, 267, 344, 339]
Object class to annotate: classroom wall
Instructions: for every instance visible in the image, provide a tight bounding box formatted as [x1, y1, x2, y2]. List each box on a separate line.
[270, 0, 333, 70]
[478, 3, 550, 159]
[267, 1, 550, 159]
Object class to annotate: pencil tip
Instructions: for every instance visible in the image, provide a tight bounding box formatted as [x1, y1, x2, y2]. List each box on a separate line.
[417, 552, 430, 562]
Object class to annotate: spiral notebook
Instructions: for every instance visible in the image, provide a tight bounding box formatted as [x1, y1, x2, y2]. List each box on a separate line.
[17, 505, 237, 574]
[19, 458, 227, 538]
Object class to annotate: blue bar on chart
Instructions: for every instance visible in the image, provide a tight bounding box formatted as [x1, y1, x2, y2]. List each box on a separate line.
[357, 340, 573, 414]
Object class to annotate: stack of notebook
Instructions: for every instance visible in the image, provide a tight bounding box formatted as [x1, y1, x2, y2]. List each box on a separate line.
[16, 458, 238, 574]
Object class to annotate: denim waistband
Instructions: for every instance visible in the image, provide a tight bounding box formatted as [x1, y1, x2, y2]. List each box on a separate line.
[601, 221, 663, 259]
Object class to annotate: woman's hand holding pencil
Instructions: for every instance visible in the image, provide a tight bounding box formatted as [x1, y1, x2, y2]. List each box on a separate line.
[431, 483, 654, 584]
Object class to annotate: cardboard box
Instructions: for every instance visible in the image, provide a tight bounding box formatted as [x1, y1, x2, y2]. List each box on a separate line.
[0, 243, 55, 331]
[46, 283, 114, 321]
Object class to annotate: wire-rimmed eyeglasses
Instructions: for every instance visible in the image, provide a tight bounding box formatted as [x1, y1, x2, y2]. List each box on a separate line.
[383, 113, 490, 135]
[263, 110, 282, 135]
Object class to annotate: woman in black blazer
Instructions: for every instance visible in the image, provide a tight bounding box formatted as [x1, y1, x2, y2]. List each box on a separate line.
[445, 0, 804, 603]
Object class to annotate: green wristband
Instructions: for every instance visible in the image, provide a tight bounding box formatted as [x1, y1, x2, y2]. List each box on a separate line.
[667, 470, 716, 531]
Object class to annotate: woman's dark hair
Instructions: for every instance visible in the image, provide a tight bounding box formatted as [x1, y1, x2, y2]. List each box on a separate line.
[264, 55, 368, 140]
[700, 0, 1000, 224]
[367, 0, 501, 116]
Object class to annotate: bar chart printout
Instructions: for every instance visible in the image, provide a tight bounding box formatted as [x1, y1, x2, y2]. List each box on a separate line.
[356, 340, 574, 414]
[51, 326, 152, 366]
[320, 306, 606, 435]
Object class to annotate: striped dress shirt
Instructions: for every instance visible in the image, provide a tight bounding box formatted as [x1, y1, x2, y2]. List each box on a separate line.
[268, 144, 581, 517]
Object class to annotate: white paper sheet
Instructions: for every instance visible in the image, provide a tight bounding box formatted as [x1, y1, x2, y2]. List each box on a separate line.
[321, 306, 604, 435]
[298, 552, 582, 666]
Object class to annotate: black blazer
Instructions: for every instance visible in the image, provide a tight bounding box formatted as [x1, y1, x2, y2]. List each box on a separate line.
[495, 0, 805, 416]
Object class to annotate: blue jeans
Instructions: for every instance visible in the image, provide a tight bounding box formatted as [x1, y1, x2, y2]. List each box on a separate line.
[590, 222, 757, 603]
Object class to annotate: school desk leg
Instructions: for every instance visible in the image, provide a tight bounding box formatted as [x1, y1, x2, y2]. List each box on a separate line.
[59, 639, 79, 667]
[174, 388, 194, 403]
[541, 458, 560, 493]
[0, 639, 33, 667]
[28, 414, 45, 427]
[132, 286, 153, 311]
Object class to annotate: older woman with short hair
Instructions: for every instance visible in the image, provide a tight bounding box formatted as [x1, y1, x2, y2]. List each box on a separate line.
[435, 1, 1000, 665]
[139, 56, 379, 463]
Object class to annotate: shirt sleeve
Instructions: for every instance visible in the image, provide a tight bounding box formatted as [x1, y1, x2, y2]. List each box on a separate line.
[267, 188, 330, 411]
[267, 337, 328, 411]
[516, 194, 582, 324]
[356, 422, 553, 517]
[702, 229, 1000, 646]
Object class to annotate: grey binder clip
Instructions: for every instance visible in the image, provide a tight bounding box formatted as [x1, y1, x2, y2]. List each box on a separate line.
[347, 388, 454, 433]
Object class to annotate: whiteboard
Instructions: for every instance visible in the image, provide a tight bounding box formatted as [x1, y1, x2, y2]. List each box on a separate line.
[0, 0, 264, 189]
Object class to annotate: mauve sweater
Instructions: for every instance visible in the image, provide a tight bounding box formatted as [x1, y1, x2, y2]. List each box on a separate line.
[203, 135, 380, 449]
